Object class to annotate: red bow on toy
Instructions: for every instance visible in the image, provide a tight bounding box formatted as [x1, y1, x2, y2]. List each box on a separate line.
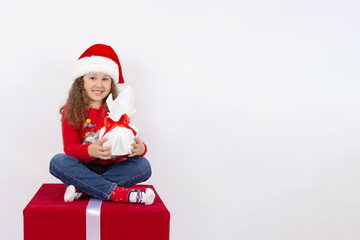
[101, 114, 137, 138]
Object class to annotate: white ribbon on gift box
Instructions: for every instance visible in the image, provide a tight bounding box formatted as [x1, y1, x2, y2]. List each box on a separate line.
[86, 198, 103, 240]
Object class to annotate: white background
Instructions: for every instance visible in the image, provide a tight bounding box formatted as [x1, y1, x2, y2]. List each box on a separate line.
[1, 0, 360, 239]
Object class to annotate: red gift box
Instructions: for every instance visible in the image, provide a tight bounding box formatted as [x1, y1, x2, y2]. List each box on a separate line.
[23, 184, 170, 240]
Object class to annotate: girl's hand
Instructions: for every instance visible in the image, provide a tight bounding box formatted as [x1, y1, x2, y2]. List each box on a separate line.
[129, 137, 145, 157]
[88, 138, 112, 160]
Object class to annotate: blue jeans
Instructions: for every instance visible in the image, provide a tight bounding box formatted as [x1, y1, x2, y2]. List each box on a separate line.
[49, 153, 152, 200]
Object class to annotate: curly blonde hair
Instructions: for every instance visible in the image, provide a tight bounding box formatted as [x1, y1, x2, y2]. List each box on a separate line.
[60, 76, 119, 129]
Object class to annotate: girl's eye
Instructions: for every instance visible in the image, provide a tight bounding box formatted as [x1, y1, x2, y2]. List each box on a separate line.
[103, 78, 109, 81]
[90, 77, 96, 80]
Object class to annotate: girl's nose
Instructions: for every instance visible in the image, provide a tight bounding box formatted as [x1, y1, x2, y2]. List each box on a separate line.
[95, 79, 103, 87]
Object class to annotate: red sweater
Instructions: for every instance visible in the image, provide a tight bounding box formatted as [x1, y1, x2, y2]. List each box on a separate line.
[61, 104, 147, 164]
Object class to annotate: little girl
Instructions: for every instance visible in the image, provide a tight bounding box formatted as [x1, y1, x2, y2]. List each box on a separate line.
[49, 44, 155, 205]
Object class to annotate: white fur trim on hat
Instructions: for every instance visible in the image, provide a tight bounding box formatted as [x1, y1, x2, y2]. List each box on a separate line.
[73, 56, 119, 81]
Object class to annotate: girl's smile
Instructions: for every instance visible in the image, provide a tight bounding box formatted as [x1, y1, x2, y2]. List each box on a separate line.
[83, 72, 112, 108]
[93, 90, 104, 95]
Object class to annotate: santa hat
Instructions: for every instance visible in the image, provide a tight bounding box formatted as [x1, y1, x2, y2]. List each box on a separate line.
[73, 44, 124, 84]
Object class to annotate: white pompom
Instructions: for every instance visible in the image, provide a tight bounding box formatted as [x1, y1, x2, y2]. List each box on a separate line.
[117, 83, 128, 92]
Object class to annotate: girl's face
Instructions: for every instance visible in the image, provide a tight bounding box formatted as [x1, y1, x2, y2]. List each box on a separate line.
[83, 72, 112, 108]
